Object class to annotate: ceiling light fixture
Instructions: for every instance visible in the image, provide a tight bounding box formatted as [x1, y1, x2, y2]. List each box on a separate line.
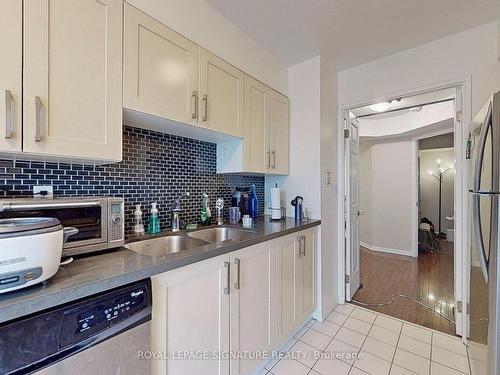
[368, 102, 392, 112]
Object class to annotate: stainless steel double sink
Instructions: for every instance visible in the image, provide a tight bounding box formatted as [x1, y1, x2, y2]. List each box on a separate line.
[124, 226, 255, 257]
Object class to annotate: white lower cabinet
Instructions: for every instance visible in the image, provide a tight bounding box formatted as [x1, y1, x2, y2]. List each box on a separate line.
[151, 254, 230, 375]
[151, 228, 316, 375]
[230, 241, 276, 375]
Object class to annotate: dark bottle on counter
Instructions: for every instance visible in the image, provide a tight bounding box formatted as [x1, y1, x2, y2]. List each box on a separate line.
[249, 184, 258, 219]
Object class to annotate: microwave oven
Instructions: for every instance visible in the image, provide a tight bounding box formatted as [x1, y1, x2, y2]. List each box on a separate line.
[0, 197, 125, 256]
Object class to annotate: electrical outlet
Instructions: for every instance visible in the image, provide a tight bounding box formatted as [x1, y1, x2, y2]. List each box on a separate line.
[33, 185, 53, 197]
[325, 171, 332, 185]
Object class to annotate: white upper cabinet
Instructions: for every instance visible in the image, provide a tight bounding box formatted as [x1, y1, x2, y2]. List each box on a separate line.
[23, 0, 123, 161]
[243, 75, 289, 175]
[199, 48, 245, 137]
[0, 1, 22, 154]
[269, 90, 290, 175]
[124, 3, 199, 127]
[244, 75, 270, 173]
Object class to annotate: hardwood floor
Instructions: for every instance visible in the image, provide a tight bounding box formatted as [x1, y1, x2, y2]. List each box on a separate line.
[352, 240, 456, 335]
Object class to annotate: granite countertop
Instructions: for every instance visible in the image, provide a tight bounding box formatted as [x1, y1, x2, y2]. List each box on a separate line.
[0, 216, 320, 323]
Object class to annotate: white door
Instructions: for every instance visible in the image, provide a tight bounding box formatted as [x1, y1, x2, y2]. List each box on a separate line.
[123, 3, 199, 127]
[23, 0, 123, 161]
[151, 254, 230, 375]
[230, 242, 276, 375]
[199, 48, 245, 137]
[345, 115, 361, 301]
[0, 0, 22, 153]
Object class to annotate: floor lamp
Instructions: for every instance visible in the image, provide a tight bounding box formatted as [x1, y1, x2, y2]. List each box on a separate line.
[428, 159, 454, 235]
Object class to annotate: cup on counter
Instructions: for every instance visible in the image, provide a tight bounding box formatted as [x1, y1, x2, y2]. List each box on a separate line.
[229, 207, 241, 225]
[242, 215, 253, 228]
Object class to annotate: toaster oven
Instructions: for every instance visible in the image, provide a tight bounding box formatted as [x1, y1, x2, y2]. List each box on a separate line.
[0, 197, 125, 256]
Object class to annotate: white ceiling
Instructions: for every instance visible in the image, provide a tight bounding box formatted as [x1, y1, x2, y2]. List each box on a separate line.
[205, 0, 500, 69]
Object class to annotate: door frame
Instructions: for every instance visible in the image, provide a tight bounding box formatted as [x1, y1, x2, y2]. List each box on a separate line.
[337, 77, 471, 337]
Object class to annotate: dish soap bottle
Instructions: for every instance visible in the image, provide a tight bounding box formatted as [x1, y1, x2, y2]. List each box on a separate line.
[148, 202, 161, 235]
[133, 204, 145, 236]
[201, 193, 212, 225]
[249, 184, 258, 219]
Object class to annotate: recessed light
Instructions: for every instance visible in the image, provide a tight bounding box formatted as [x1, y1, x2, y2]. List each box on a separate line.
[368, 102, 392, 112]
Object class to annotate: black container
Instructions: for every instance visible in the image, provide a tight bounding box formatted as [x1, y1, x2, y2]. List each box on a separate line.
[232, 187, 251, 216]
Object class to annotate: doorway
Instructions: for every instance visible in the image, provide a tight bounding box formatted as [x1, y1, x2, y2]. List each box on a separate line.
[341, 86, 466, 336]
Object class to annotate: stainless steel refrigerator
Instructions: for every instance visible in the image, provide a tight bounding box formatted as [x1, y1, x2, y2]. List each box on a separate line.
[469, 91, 500, 375]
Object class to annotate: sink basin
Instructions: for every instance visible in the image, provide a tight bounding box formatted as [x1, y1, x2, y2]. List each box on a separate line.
[124, 235, 209, 257]
[187, 227, 255, 243]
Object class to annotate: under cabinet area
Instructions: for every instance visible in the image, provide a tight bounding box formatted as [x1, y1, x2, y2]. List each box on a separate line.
[151, 228, 317, 375]
[0, 0, 123, 162]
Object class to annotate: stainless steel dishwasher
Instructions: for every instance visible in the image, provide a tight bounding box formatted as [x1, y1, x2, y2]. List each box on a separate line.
[0, 279, 152, 375]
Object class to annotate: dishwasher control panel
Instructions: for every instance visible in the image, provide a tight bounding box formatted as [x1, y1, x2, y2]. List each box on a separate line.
[59, 281, 151, 348]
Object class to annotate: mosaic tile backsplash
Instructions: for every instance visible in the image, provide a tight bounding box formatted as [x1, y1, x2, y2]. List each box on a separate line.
[0, 126, 265, 236]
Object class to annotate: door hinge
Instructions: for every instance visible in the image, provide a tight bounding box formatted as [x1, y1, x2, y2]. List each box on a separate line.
[456, 110, 463, 122]
[344, 129, 350, 138]
[456, 301, 463, 314]
[345, 274, 350, 284]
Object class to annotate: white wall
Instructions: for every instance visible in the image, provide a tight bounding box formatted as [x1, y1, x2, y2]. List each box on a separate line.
[265, 55, 338, 317]
[419, 148, 455, 233]
[319, 53, 339, 315]
[359, 140, 373, 245]
[127, 0, 288, 94]
[359, 138, 415, 256]
[339, 21, 500, 117]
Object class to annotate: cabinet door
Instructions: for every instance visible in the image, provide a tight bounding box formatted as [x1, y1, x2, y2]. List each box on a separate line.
[23, 0, 123, 161]
[199, 48, 244, 137]
[0, 0, 22, 153]
[230, 242, 276, 375]
[124, 3, 199, 127]
[151, 254, 230, 375]
[297, 229, 316, 322]
[244, 75, 269, 173]
[276, 234, 300, 343]
[269, 91, 289, 175]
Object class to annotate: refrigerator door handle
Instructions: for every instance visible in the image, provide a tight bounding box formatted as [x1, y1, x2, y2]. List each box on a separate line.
[473, 193, 490, 284]
[473, 102, 492, 191]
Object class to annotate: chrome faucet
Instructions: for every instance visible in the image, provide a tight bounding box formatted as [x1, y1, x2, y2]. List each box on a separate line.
[171, 192, 190, 232]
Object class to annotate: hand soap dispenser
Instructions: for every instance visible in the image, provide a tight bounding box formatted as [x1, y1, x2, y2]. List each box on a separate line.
[148, 202, 161, 235]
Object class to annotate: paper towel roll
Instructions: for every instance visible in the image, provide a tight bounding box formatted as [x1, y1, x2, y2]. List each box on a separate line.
[270, 187, 281, 209]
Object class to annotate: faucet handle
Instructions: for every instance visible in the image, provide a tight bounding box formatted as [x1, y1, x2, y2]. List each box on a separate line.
[216, 198, 224, 210]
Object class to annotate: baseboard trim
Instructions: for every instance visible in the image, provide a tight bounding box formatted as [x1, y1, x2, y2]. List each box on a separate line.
[360, 241, 416, 257]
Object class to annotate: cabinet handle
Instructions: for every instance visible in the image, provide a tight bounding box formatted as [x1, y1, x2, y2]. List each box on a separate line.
[191, 91, 198, 119]
[267, 150, 271, 169]
[4, 90, 12, 139]
[301, 235, 306, 257]
[297, 236, 302, 258]
[234, 258, 240, 290]
[224, 261, 230, 295]
[202, 94, 208, 121]
[34, 96, 42, 142]
[271, 150, 276, 169]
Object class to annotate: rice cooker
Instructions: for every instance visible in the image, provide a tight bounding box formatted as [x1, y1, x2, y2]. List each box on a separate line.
[0, 217, 78, 293]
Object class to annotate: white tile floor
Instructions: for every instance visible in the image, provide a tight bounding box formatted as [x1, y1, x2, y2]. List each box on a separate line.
[260, 304, 474, 375]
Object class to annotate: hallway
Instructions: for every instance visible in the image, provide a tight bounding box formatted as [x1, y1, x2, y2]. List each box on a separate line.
[352, 240, 455, 335]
